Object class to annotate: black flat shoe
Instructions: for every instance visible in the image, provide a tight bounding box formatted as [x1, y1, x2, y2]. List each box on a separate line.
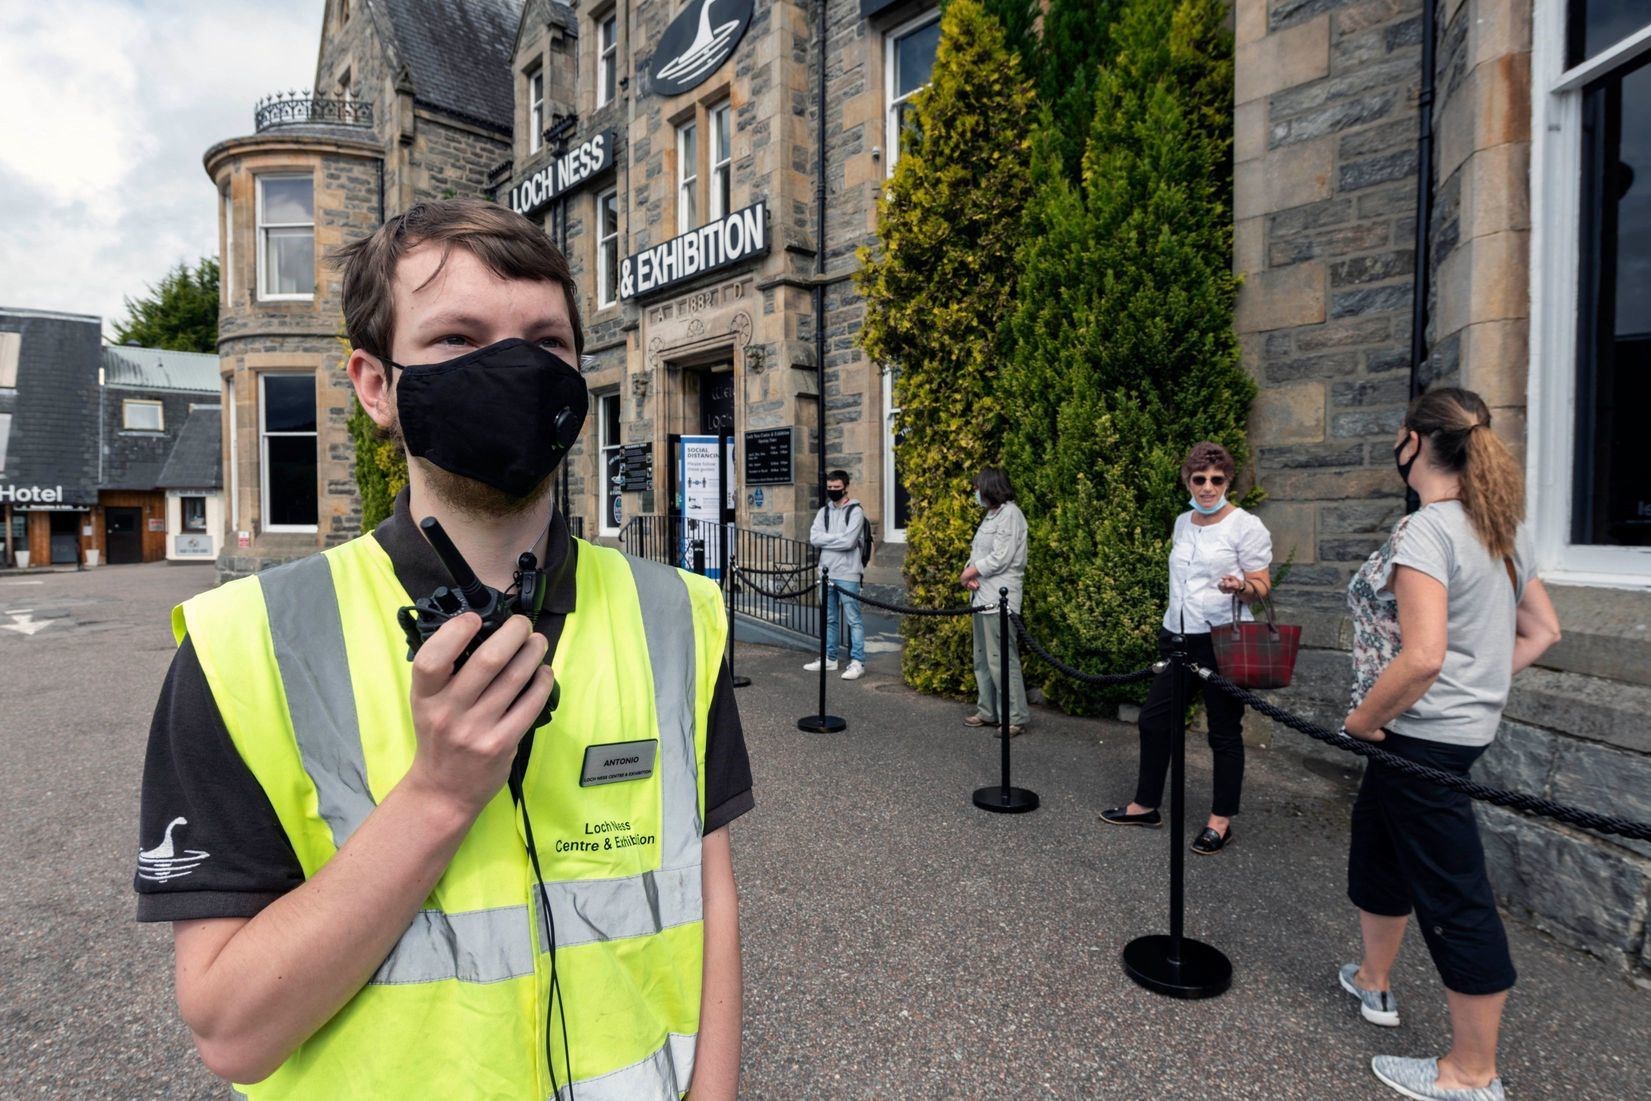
[1100, 806, 1162, 828]
[1191, 826, 1233, 855]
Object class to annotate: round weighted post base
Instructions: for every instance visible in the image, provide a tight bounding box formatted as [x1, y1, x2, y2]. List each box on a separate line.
[972, 786, 1039, 814]
[797, 714, 847, 733]
[1121, 935, 1232, 999]
[732, 675, 753, 688]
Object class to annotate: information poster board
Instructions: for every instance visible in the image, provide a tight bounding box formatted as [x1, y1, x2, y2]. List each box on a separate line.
[678, 434, 722, 579]
[619, 443, 654, 492]
[743, 427, 793, 485]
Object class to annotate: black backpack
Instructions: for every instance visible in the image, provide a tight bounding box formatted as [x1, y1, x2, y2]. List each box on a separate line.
[823, 502, 875, 568]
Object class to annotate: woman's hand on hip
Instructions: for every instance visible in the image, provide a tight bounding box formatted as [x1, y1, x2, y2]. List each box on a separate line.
[1342, 711, 1387, 742]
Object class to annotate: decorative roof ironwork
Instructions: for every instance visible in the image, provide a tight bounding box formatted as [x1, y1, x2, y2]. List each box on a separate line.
[254, 91, 374, 132]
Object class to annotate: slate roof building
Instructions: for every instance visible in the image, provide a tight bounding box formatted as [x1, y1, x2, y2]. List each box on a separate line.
[0, 312, 221, 567]
[204, 0, 524, 577]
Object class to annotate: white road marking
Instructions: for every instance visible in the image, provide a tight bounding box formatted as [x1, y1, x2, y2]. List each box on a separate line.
[0, 612, 52, 636]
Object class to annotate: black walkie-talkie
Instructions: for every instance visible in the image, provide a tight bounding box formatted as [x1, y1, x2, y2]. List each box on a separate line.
[397, 516, 560, 738]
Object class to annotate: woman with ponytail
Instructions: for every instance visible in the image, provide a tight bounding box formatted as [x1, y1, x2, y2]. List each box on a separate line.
[1336, 388, 1561, 1101]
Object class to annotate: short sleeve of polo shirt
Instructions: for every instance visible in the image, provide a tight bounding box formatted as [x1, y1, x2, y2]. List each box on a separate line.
[136, 641, 754, 923]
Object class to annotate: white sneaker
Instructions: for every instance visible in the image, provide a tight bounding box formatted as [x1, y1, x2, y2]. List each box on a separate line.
[841, 660, 865, 680]
[803, 658, 839, 672]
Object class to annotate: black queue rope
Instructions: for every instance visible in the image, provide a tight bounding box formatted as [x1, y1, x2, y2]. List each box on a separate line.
[1194, 664, 1651, 843]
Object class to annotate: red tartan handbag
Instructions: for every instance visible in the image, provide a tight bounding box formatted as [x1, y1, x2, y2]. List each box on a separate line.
[1209, 594, 1301, 689]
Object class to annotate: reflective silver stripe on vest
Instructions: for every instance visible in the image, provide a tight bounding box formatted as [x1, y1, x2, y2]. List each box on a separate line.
[534, 863, 700, 950]
[258, 554, 376, 848]
[622, 556, 703, 871]
[551, 1033, 697, 1101]
[371, 905, 536, 985]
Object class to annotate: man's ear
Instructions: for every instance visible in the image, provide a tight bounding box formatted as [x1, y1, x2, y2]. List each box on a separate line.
[347, 349, 395, 430]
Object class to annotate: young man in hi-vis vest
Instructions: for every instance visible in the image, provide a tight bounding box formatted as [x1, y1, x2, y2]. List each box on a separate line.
[135, 200, 750, 1099]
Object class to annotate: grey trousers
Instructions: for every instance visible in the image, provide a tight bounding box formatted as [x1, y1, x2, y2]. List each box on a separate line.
[972, 611, 1030, 726]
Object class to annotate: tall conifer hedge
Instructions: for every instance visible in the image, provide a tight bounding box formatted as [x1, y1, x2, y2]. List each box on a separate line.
[855, 0, 1034, 696]
[1000, 0, 1252, 710]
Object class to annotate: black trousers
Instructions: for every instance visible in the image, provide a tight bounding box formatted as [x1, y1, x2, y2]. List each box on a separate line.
[1347, 732, 1516, 996]
[1134, 629, 1246, 817]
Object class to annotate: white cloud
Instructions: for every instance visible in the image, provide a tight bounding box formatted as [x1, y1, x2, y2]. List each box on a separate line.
[0, 1, 325, 337]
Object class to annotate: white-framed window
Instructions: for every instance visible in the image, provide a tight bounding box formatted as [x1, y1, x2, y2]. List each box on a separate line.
[182, 496, 208, 532]
[220, 183, 234, 302]
[255, 174, 315, 300]
[259, 372, 318, 532]
[0, 331, 19, 388]
[596, 188, 620, 308]
[885, 10, 941, 174]
[0, 412, 11, 473]
[123, 399, 164, 431]
[710, 100, 732, 220]
[598, 13, 618, 108]
[599, 392, 623, 536]
[881, 367, 910, 543]
[1529, 1, 1651, 584]
[529, 67, 546, 154]
[677, 120, 698, 230]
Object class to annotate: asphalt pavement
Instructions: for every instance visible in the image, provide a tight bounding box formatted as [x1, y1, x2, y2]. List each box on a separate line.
[2, 562, 1647, 1099]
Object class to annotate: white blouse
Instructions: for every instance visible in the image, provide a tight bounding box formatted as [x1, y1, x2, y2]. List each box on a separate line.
[1163, 507, 1274, 633]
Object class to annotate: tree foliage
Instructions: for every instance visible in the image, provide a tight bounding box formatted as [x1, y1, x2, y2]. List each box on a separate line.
[1036, 0, 1126, 183]
[343, 333, 407, 532]
[855, 0, 1035, 697]
[999, 0, 1251, 710]
[113, 258, 220, 352]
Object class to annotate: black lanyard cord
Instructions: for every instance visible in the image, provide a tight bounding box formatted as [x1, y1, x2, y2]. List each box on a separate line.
[512, 774, 575, 1101]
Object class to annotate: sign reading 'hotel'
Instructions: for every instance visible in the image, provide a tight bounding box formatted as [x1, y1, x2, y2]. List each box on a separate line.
[507, 130, 617, 218]
[620, 201, 768, 301]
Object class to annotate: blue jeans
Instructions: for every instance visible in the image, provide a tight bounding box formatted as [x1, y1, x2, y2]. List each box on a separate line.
[826, 579, 865, 664]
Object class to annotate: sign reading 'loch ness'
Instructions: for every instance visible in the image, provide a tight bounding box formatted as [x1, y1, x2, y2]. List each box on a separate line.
[647, 0, 754, 97]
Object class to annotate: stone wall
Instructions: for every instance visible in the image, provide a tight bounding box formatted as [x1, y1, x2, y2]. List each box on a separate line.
[1237, 0, 1649, 979]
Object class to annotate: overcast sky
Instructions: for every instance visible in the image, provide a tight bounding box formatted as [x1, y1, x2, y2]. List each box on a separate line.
[0, 1, 325, 339]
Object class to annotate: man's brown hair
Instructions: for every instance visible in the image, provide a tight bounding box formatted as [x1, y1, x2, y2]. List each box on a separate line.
[331, 198, 585, 363]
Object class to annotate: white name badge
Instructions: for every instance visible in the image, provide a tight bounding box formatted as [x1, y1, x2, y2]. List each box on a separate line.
[579, 740, 659, 787]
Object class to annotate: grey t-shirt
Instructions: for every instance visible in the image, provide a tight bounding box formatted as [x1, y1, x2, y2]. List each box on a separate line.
[1347, 501, 1535, 747]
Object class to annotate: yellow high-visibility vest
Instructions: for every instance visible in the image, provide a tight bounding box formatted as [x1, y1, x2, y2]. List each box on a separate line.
[174, 532, 726, 1099]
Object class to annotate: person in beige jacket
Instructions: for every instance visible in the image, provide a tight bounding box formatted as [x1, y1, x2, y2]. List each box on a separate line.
[960, 468, 1029, 734]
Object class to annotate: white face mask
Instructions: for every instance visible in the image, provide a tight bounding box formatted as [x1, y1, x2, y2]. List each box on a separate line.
[1189, 494, 1228, 516]
[974, 489, 986, 508]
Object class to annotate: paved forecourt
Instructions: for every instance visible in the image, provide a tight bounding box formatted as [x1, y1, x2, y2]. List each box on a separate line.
[2, 563, 1647, 1098]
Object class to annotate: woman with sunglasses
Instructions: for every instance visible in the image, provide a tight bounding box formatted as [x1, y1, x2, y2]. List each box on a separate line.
[1101, 441, 1272, 855]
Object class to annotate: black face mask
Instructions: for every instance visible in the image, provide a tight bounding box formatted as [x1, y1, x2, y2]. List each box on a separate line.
[390, 338, 589, 498]
[827, 488, 846, 502]
[1394, 430, 1419, 488]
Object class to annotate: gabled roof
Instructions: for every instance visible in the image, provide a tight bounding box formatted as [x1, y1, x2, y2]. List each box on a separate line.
[156, 406, 224, 490]
[383, 0, 523, 133]
[102, 346, 220, 393]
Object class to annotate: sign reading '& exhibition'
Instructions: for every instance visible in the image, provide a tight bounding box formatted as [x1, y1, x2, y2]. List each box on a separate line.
[507, 130, 617, 218]
[743, 428, 793, 486]
[621, 201, 769, 301]
[647, 0, 754, 98]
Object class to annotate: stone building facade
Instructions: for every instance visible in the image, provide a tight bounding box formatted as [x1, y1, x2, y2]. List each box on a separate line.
[205, 0, 520, 577]
[504, 0, 937, 577]
[1237, 0, 1651, 976]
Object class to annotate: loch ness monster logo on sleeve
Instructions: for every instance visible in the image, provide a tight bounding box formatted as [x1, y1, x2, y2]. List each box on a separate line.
[647, 0, 754, 98]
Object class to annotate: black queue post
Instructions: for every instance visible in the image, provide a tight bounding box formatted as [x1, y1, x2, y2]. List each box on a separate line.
[972, 587, 1037, 814]
[1121, 636, 1232, 998]
[797, 566, 846, 733]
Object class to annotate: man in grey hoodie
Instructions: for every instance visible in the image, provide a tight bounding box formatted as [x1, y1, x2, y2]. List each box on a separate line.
[807, 469, 866, 680]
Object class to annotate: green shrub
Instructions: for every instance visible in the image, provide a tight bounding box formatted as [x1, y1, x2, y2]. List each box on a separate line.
[1000, 0, 1252, 710]
[855, 0, 1035, 697]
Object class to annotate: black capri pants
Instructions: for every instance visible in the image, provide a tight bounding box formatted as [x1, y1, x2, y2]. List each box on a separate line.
[1135, 629, 1246, 817]
[1347, 731, 1516, 996]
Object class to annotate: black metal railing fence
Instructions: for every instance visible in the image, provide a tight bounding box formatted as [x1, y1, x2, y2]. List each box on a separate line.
[255, 91, 374, 131]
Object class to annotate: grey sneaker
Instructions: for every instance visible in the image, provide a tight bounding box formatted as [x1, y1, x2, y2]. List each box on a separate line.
[1371, 1056, 1505, 1101]
[1339, 963, 1400, 1026]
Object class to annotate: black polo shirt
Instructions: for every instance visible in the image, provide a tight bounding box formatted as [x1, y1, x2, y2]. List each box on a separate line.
[135, 494, 753, 922]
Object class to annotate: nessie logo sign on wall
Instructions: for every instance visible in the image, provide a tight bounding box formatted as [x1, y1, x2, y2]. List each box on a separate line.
[647, 0, 754, 97]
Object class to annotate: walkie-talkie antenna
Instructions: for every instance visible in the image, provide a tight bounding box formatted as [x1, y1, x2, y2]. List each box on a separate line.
[419, 517, 490, 608]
